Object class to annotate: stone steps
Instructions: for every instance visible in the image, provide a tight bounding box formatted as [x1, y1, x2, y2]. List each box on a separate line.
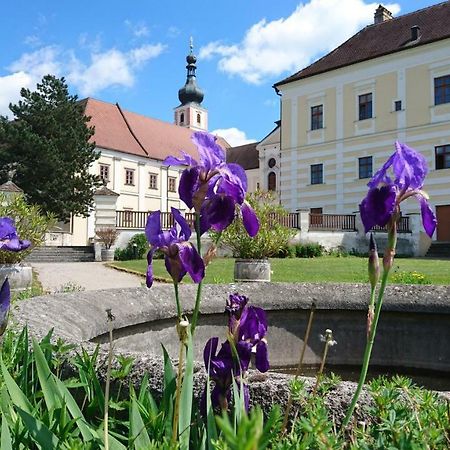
[425, 242, 450, 258]
[25, 246, 95, 263]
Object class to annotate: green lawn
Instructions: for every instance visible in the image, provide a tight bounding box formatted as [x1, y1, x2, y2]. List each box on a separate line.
[111, 256, 450, 285]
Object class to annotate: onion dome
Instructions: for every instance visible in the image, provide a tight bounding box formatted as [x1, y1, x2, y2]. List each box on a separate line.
[178, 39, 204, 106]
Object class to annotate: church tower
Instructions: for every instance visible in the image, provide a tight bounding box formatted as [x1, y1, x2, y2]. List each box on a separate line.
[174, 38, 208, 131]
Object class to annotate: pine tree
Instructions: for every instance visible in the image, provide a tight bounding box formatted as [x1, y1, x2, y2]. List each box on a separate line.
[0, 75, 101, 221]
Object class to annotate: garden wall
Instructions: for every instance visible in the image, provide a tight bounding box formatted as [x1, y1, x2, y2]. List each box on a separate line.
[15, 283, 450, 373]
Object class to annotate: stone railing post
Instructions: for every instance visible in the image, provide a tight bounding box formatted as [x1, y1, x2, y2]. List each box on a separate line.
[297, 209, 309, 241]
[406, 213, 423, 256]
[93, 186, 119, 262]
[355, 212, 366, 238]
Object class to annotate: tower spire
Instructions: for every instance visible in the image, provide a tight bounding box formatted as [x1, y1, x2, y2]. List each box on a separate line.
[178, 38, 204, 106]
[174, 38, 208, 131]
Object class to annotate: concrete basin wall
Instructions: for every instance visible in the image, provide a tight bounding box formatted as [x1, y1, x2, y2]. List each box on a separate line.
[14, 283, 450, 373]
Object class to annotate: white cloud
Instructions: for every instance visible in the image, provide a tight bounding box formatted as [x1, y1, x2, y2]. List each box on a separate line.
[0, 72, 33, 117]
[24, 35, 42, 48]
[125, 20, 150, 38]
[212, 127, 256, 147]
[78, 32, 102, 53]
[200, 0, 400, 84]
[8, 46, 62, 79]
[0, 43, 166, 113]
[69, 49, 135, 95]
[70, 44, 166, 95]
[128, 43, 166, 67]
[0, 46, 61, 117]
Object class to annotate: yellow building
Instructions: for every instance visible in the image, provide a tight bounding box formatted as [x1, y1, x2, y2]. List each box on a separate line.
[274, 3, 450, 242]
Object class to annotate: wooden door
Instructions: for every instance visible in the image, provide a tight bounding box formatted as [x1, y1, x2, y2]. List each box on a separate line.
[436, 205, 450, 241]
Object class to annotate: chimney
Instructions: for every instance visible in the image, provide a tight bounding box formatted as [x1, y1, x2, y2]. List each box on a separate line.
[411, 25, 421, 41]
[374, 5, 393, 24]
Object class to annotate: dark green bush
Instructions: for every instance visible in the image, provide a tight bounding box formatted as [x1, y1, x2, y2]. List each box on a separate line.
[114, 233, 149, 261]
[273, 243, 296, 258]
[295, 242, 324, 258]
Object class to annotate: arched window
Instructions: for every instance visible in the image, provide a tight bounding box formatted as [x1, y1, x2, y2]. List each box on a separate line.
[180, 112, 185, 124]
[268, 171, 276, 191]
[197, 113, 201, 124]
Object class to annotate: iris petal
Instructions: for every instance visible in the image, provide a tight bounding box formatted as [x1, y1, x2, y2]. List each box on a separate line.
[204, 195, 236, 232]
[146, 250, 154, 288]
[241, 202, 259, 237]
[177, 243, 205, 283]
[178, 167, 199, 209]
[145, 211, 162, 247]
[360, 185, 397, 233]
[239, 306, 267, 342]
[0, 278, 10, 334]
[192, 132, 225, 169]
[0, 217, 17, 239]
[171, 207, 191, 241]
[418, 195, 437, 238]
[255, 341, 269, 373]
[204, 337, 219, 370]
[164, 151, 198, 167]
[394, 142, 427, 190]
[222, 163, 247, 194]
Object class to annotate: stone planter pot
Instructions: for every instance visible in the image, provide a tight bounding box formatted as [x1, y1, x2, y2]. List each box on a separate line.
[234, 259, 271, 282]
[0, 264, 32, 291]
[101, 248, 115, 262]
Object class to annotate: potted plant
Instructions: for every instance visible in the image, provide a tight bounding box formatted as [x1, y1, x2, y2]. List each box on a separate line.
[96, 227, 119, 262]
[0, 193, 54, 290]
[212, 191, 296, 281]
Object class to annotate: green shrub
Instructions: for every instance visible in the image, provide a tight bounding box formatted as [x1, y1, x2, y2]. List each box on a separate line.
[391, 270, 431, 284]
[114, 233, 149, 261]
[273, 243, 296, 258]
[0, 193, 54, 264]
[295, 242, 324, 258]
[212, 191, 297, 259]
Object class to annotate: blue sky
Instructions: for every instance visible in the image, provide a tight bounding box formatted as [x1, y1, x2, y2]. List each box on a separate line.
[0, 0, 440, 146]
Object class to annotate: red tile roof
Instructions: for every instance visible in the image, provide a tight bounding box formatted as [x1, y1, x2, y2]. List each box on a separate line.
[275, 1, 450, 87]
[81, 98, 229, 161]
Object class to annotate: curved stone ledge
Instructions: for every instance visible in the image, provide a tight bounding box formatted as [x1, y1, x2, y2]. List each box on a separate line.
[12, 282, 450, 421]
[14, 283, 450, 371]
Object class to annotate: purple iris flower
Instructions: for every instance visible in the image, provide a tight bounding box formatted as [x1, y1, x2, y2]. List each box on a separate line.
[0, 278, 10, 336]
[0, 217, 31, 252]
[239, 306, 269, 373]
[164, 132, 259, 237]
[144, 207, 204, 288]
[226, 292, 249, 334]
[203, 337, 252, 411]
[203, 294, 269, 413]
[359, 142, 437, 238]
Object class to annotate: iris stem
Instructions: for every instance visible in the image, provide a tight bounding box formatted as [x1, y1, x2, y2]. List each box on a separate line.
[104, 310, 114, 450]
[174, 283, 181, 320]
[191, 213, 203, 335]
[172, 335, 185, 444]
[341, 266, 391, 430]
[367, 286, 376, 340]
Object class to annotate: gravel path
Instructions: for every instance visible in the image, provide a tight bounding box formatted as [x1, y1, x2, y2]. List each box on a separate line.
[31, 262, 144, 292]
